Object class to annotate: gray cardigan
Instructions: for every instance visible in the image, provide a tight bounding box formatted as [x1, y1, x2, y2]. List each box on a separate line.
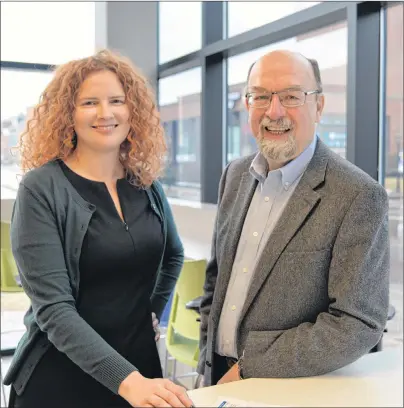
[4, 160, 184, 396]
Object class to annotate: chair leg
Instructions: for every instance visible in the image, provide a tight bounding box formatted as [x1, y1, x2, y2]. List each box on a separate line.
[163, 350, 169, 378]
[172, 359, 177, 382]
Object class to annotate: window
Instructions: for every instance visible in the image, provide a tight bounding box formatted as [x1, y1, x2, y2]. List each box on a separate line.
[159, 68, 201, 201]
[1, 2, 95, 65]
[158, 2, 202, 64]
[226, 22, 347, 163]
[383, 4, 403, 294]
[0, 70, 55, 355]
[227, 2, 319, 38]
[1, 69, 54, 198]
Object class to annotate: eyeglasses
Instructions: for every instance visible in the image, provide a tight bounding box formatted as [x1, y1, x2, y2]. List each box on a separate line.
[245, 88, 321, 108]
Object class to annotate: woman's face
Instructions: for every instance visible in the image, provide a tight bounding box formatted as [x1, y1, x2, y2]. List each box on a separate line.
[73, 70, 131, 153]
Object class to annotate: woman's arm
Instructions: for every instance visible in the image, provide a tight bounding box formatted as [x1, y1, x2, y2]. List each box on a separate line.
[150, 183, 184, 319]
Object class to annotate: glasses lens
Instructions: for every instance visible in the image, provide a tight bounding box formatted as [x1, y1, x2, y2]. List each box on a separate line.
[248, 92, 271, 107]
[279, 90, 305, 107]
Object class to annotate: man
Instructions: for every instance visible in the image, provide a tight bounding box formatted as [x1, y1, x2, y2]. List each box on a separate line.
[197, 50, 390, 386]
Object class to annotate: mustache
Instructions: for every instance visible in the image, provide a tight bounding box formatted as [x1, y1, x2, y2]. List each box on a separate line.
[260, 117, 293, 128]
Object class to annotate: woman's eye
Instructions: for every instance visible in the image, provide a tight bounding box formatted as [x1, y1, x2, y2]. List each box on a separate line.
[111, 99, 125, 104]
[83, 101, 96, 106]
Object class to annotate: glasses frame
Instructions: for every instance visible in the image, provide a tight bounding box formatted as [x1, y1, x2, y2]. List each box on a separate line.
[245, 88, 321, 108]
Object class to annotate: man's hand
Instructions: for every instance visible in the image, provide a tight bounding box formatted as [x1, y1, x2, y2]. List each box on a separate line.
[217, 363, 241, 385]
[152, 312, 160, 342]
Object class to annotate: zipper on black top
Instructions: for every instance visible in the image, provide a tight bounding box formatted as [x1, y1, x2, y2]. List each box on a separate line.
[124, 222, 129, 231]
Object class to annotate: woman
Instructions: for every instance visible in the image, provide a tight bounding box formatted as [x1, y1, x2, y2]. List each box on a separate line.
[4, 49, 193, 408]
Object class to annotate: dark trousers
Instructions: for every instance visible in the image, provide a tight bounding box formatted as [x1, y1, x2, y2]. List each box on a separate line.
[8, 386, 16, 408]
[212, 353, 237, 385]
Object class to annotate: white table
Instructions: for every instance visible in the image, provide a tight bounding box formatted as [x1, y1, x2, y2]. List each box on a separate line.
[188, 348, 403, 407]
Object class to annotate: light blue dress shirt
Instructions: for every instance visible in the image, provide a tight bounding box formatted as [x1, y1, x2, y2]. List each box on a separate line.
[216, 136, 318, 358]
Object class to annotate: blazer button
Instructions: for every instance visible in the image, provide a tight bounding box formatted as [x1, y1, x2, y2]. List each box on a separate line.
[206, 361, 212, 367]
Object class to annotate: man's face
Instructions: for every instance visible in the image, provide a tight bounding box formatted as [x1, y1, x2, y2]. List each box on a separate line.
[245, 52, 324, 167]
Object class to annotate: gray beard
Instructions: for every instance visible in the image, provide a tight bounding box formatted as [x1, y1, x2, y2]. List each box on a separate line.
[257, 132, 297, 163]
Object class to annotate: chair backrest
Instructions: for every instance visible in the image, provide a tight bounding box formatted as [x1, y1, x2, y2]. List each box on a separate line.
[166, 259, 206, 342]
[1, 221, 23, 291]
[1, 221, 11, 251]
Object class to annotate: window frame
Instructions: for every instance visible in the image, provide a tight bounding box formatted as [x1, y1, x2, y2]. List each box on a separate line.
[158, 1, 388, 203]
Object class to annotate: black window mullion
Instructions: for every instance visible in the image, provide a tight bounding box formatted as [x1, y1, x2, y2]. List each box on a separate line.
[346, 2, 382, 180]
[201, 2, 225, 204]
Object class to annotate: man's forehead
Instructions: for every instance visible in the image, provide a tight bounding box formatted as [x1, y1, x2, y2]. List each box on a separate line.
[249, 60, 314, 88]
[247, 84, 304, 93]
[248, 73, 307, 90]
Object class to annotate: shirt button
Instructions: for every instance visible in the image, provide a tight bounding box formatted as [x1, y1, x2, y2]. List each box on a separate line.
[231, 305, 236, 311]
[285, 182, 290, 187]
[264, 196, 269, 202]
[242, 267, 248, 273]
[225, 340, 230, 344]
[253, 232, 258, 237]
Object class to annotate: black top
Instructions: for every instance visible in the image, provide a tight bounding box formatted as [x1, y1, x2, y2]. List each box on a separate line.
[13, 161, 164, 408]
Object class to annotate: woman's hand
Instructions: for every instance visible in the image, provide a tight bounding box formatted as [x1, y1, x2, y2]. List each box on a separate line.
[152, 312, 160, 342]
[118, 371, 194, 407]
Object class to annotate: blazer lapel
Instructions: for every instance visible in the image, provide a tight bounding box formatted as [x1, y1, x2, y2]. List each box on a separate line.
[215, 171, 257, 305]
[240, 140, 330, 321]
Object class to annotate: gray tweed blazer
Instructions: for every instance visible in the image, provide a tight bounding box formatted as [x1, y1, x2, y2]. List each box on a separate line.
[198, 138, 390, 385]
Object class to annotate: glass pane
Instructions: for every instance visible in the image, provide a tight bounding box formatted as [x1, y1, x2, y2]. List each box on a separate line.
[383, 2, 403, 336]
[1, 71, 53, 355]
[227, 22, 347, 163]
[227, 1, 319, 38]
[159, 68, 201, 202]
[159, 2, 202, 64]
[1, 69, 54, 199]
[1, 2, 95, 64]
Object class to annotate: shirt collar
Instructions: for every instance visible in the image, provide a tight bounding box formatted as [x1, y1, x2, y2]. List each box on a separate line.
[250, 151, 268, 184]
[250, 135, 318, 189]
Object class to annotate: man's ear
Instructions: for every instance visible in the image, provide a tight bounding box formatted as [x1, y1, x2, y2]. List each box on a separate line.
[315, 94, 325, 123]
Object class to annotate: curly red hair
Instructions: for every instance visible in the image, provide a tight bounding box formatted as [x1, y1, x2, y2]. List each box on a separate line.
[19, 49, 166, 187]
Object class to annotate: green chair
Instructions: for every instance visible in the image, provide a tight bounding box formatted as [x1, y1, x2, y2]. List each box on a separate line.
[1, 221, 23, 292]
[164, 259, 206, 387]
